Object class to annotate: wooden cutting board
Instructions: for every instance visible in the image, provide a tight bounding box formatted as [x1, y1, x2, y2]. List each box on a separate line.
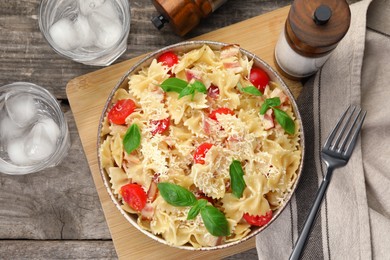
[66, 5, 301, 259]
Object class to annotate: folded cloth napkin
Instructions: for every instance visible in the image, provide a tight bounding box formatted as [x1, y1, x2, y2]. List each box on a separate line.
[256, 0, 390, 259]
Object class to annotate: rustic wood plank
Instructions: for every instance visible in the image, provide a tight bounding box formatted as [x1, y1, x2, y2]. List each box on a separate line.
[0, 242, 260, 260]
[0, 240, 258, 259]
[0, 103, 111, 240]
[0, 240, 117, 259]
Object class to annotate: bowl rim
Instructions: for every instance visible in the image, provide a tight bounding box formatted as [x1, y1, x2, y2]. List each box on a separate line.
[97, 40, 305, 251]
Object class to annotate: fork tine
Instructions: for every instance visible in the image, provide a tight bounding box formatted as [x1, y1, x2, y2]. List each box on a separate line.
[344, 110, 367, 157]
[323, 105, 351, 150]
[337, 107, 362, 152]
[332, 106, 356, 150]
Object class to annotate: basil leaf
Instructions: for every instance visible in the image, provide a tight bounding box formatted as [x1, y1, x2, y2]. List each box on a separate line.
[123, 123, 141, 154]
[265, 97, 281, 107]
[200, 205, 230, 237]
[192, 81, 207, 93]
[260, 103, 269, 115]
[157, 182, 197, 207]
[229, 160, 246, 198]
[260, 97, 281, 115]
[178, 81, 207, 99]
[187, 199, 207, 220]
[274, 108, 295, 135]
[241, 86, 262, 96]
[160, 78, 188, 93]
[178, 85, 195, 99]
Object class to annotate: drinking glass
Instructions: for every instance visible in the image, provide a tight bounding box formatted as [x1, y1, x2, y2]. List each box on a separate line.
[38, 0, 131, 66]
[0, 82, 70, 175]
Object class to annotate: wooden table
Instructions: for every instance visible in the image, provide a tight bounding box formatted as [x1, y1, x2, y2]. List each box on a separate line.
[0, 0, 355, 259]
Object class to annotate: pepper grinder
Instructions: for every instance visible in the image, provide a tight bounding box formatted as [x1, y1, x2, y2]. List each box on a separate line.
[274, 0, 351, 80]
[151, 0, 228, 36]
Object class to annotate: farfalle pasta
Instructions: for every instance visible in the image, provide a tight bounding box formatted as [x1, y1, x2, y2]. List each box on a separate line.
[99, 44, 302, 248]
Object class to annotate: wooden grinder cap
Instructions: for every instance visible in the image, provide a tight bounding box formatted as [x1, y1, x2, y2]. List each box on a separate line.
[285, 0, 351, 57]
[151, 0, 213, 36]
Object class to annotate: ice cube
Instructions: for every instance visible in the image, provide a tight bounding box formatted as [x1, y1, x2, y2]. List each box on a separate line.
[7, 137, 33, 166]
[37, 117, 60, 144]
[49, 18, 81, 51]
[89, 12, 122, 49]
[5, 93, 37, 127]
[74, 15, 97, 48]
[93, 0, 119, 20]
[0, 113, 26, 141]
[24, 120, 57, 162]
[79, 0, 106, 16]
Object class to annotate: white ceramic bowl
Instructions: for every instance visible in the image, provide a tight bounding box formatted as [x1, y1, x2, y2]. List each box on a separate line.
[97, 41, 305, 250]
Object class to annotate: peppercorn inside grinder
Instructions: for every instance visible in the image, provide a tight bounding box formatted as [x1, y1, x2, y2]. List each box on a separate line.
[151, 0, 227, 36]
[274, 0, 351, 79]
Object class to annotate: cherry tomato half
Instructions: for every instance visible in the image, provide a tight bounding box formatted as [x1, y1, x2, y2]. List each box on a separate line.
[150, 117, 170, 136]
[120, 183, 147, 212]
[157, 51, 179, 67]
[209, 108, 234, 121]
[243, 210, 273, 227]
[107, 99, 136, 125]
[193, 143, 213, 164]
[249, 67, 270, 94]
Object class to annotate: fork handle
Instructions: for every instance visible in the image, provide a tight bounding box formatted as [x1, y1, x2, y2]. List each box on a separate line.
[289, 174, 332, 260]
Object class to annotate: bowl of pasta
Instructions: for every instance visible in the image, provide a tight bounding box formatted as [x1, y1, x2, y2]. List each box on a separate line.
[98, 41, 304, 250]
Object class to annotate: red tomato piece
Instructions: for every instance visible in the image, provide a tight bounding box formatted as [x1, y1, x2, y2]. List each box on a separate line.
[120, 183, 147, 212]
[249, 67, 270, 93]
[193, 143, 213, 164]
[157, 51, 179, 67]
[107, 99, 136, 125]
[209, 108, 234, 121]
[243, 210, 273, 227]
[150, 117, 170, 135]
[207, 84, 220, 99]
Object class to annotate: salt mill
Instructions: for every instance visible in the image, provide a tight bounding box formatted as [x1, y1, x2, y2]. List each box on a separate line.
[151, 0, 228, 36]
[274, 0, 351, 79]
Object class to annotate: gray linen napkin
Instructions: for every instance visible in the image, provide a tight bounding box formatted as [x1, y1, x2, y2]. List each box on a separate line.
[256, 0, 390, 259]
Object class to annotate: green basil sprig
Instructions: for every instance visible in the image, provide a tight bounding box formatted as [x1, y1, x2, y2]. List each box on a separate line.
[237, 82, 262, 96]
[260, 97, 295, 135]
[160, 78, 207, 100]
[123, 123, 141, 154]
[187, 199, 207, 220]
[157, 182, 230, 237]
[229, 160, 246, 198]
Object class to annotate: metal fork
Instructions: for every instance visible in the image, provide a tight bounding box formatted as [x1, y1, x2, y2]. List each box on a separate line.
[289, 105, 367, 260]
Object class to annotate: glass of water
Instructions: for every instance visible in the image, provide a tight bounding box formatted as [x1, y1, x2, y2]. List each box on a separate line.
[0, 82, 70, 175]
[38, 0, 131, 66]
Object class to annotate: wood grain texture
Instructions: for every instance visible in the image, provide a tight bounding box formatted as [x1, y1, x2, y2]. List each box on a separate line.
[0, 104, 111, 240]
[0, 240, 117, 259]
